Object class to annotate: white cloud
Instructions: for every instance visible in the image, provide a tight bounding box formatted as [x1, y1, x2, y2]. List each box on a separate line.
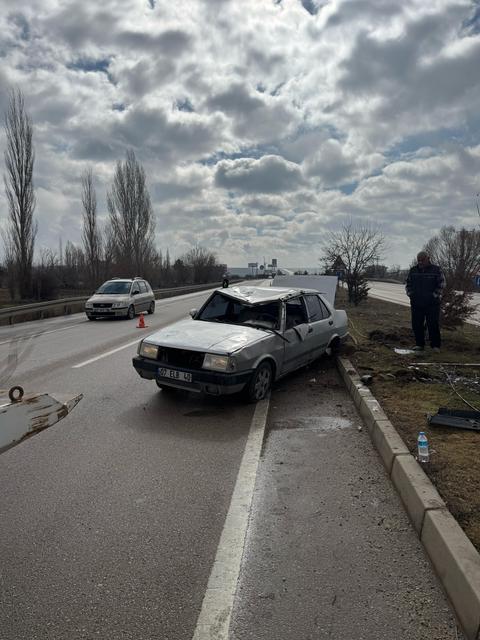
[0, 0, 479, 268]
[214, 155, 305, 193]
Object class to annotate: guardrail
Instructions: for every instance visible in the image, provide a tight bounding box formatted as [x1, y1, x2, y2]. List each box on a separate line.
[0, 282, 224, 326]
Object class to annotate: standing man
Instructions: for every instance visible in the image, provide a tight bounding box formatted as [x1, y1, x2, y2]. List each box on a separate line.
[405, 251, 446, 352]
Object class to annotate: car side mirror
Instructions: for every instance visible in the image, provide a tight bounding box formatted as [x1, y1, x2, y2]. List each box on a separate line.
[132, 289, 140, 296]
[189, 308, 197, 318]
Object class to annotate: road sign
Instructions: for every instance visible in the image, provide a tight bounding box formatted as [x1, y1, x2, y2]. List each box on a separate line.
[248, 262, 258, 268]
[259, 265, 264, 270]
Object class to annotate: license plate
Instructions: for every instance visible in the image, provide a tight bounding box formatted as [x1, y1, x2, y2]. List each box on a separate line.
[158, 367, 192, 383]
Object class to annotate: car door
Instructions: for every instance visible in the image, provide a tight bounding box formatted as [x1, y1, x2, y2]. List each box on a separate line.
[138, 281, 149, 311]
[303, 294, 335, 360]
[281, 296, 315, 374]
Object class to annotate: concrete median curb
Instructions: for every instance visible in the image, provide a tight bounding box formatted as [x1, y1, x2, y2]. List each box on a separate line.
[336, 356, 480, 640]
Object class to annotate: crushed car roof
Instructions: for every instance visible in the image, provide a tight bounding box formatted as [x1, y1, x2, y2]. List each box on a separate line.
[218, 285, 322, 304]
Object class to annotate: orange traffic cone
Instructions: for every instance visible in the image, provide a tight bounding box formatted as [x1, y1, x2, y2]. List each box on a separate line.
[137, 312, 147, 329]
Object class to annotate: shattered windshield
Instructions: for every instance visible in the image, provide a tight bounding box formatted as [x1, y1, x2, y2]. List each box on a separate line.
[197, 292, 280, 329]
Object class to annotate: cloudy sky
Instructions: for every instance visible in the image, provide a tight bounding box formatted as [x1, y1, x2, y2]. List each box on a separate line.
[0, 0, 479, 269]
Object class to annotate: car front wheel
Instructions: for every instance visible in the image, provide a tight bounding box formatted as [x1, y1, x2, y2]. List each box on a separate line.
[245, 361, 272, 402]
[127, 305, 135, 320]
[148, 301, 155, 314]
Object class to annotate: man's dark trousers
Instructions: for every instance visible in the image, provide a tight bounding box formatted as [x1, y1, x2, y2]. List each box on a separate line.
[411, 303, 441, 348]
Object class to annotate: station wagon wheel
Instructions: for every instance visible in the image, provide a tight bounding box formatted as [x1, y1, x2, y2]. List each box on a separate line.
[127, 305, 135, 320]
[246, 361, 272, 403]
[148, 301, 155, 315]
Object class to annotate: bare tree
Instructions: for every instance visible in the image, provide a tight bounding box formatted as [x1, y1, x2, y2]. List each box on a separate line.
[106, 149, 156, 276]
[63, 241, 85, 290]
[102, 224, 116, 281]
[424, 226, 480, 291]
[32, 249, 59, 301]
[81, 168, 102, 287]
[3, 88, 37, 299]
[1, 227, 16, 301]
[322, 221, 385, 305]
[423, 226, 480, 327]
[183, 245, 222, 284]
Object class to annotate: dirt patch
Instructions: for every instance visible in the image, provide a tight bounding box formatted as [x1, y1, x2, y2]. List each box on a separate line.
[337, 288, 480, 552]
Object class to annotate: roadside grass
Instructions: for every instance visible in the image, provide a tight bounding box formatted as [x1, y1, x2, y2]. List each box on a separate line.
[336, 287, 480, 552]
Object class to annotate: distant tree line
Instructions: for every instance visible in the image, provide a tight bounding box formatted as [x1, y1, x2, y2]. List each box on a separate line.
[0, 89, 224, 302]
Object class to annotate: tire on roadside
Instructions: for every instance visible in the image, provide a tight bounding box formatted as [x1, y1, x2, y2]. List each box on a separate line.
[244, 360, 273, 403]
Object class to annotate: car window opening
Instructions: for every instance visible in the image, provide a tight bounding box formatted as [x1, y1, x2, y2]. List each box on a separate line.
[198, 292, 280, 329]
[285, 298, 308, 329]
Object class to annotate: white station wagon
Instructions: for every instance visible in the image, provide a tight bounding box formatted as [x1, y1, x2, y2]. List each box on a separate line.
[132, 285, 348, 402]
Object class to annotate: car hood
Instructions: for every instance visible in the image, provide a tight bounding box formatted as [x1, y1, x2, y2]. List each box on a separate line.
[143, 318, 268, 353]
[87, 294, 130, 304]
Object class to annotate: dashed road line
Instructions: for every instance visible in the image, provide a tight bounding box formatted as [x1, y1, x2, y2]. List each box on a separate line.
[72, 338, 141, 368]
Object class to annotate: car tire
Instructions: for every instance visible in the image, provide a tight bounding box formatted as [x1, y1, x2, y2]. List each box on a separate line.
[245, 361, 272, 403]
[127, 305, 135, 320]
[148, 301, 155, 315]
[87, 316, 96, 321]
[326, 337, 341, 357]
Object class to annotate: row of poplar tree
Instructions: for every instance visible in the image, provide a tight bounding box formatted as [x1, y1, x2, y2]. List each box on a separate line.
[1, 89, 224, 301]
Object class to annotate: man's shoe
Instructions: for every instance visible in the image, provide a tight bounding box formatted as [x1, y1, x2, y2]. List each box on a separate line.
[412, 346, 424, 352]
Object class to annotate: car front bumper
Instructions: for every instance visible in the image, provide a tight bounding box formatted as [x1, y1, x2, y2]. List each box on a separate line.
[86, 308, 128, 318]
[132, 356, 252, 396]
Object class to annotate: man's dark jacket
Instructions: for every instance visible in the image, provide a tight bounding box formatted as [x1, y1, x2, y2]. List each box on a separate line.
[405, 264, 445, 306]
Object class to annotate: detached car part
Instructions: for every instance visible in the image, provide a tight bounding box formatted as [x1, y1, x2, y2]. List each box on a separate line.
[428, 407, 480, 432]
[0, 386, 83, 453]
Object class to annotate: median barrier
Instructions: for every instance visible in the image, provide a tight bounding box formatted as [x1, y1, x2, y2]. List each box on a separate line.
[0, 282, 224, 326]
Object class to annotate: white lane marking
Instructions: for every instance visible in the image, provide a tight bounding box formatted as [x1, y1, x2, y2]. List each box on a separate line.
[0, 321, 87, 346]
[72, 338, 141, 368]
[191, 395, 270, 640]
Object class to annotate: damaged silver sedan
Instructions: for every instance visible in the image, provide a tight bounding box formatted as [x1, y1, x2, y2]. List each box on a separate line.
[132, 285, 348, 402]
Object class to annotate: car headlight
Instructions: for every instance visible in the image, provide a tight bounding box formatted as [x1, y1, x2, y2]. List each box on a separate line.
[85, 302, 93, 309]
[111, 302, 127, 308]
[139, 342, 159, 359]
[203, 353, 236, 372]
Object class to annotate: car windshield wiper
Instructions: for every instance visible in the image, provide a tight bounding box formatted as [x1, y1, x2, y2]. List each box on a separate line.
[245, 323, 290, 342]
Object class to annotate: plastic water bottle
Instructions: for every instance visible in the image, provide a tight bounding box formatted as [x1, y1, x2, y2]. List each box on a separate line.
[417, 432, 429, 463]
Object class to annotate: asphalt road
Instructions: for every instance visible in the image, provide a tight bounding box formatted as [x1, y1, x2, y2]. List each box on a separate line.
[368, 280, 480, 325]
[0, 285, 465, 639]
[0, 288, 256, 639]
